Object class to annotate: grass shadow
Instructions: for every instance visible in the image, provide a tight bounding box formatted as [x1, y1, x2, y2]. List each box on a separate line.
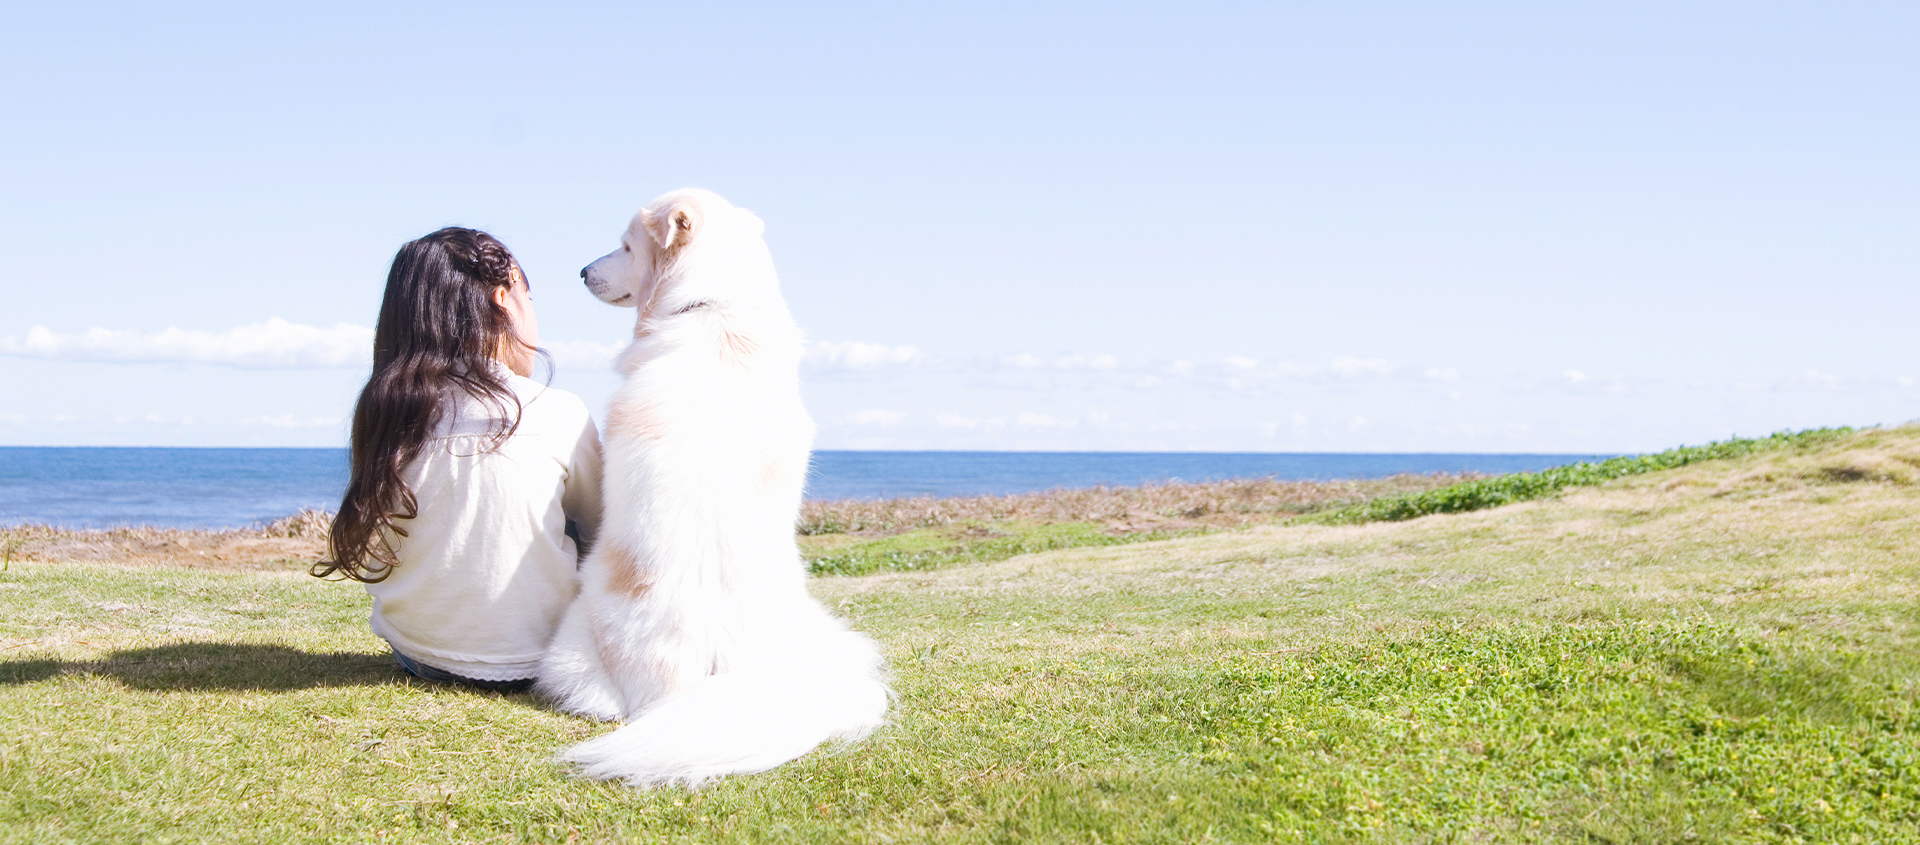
[0, 642, 411, 691]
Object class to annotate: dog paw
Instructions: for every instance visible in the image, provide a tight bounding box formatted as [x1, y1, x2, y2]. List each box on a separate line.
[542, 690, 624, 723]
[572, 704, 625, 723]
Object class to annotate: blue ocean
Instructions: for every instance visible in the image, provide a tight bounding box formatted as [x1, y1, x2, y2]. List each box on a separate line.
[0, 447, 1615, 530]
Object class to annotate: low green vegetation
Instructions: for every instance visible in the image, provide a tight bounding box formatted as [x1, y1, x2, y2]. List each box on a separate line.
[4, 424, 1920, 842]
[800, 428, 1858, 578]
[804, 521, 1194, 576]
[795, 472, 1470, 578]
[1306, 427, 1856, 526]
[793, 474, 1465, 538]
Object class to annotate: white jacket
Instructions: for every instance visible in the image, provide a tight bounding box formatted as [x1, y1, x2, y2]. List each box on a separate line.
[365, 370, 603, 681]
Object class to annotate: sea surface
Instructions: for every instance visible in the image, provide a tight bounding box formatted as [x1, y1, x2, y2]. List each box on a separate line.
[0, 447, 1616, 530]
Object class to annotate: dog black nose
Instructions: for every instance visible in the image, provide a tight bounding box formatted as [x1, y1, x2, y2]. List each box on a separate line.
[580, 267, 589, 280]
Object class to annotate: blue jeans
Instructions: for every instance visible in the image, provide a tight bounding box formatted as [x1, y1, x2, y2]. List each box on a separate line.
[391, 649, 535, 693]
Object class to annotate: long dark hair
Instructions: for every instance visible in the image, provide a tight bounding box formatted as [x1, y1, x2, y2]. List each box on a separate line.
[314, 227, 537, 582]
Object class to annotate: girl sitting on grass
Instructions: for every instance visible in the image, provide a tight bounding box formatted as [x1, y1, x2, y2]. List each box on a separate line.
[315, 228, 603, 692]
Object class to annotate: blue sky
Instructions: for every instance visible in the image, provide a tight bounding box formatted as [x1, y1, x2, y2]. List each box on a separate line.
[3, 2, 1916, 452]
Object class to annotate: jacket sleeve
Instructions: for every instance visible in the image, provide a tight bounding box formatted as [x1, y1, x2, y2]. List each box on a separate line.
[561, 407, 605, 552]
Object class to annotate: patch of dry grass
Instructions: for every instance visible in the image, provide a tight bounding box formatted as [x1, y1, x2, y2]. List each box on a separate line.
[1, 509, 331, 570]
[6, 476, 1473, 570]
[797, 473, 1476, 537]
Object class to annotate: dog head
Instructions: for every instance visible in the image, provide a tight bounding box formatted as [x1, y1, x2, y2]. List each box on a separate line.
[581, 189, 775, 320]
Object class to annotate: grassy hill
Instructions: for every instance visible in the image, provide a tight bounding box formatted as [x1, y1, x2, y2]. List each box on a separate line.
[3, 426, 1918, 843]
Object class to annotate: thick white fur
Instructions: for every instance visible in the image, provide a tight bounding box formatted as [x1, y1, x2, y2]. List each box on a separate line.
[537, 188, 889, 786]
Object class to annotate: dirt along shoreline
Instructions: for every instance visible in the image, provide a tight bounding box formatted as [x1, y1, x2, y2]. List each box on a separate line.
[1, 473, 1474, 571]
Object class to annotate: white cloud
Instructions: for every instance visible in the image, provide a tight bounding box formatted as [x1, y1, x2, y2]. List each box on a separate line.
[1222, 355, 1259, 370]
[1086, 410, 1111, 425]
[0, 319, 648, 376]
[1563, 370, 1590, 384]
[1004, 352, 1121, 371]
[0, 318, 639, 375]
[1900, 376, 1916, 388]
[846, 408, 905, 426]
[935, 412, 979, 428]
[0, 319, 374, 369]
[1167, 360, 1195, 377]
[1331, 357, 1392, 377]
[1016, 411, 1071, 428]
[1424, 367, 1460, 381]
[807, 341, 922, 370]
[1786, 369, 1841, 390]
[236, 413, 344, 428]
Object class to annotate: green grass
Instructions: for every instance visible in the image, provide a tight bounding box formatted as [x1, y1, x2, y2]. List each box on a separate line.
[5, 425, 1920, 842]
[804, 521, 1196, 577]
[802, 429, 1860, 579]
[1174, 622, 1916, 840]
[1304, 427, 1855, 526]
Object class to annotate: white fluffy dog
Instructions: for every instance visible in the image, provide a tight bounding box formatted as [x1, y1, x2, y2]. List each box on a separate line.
[536, 188, 889, 786]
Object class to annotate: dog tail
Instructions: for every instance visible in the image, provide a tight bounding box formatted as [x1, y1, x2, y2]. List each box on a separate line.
[556, 632, 889, 787]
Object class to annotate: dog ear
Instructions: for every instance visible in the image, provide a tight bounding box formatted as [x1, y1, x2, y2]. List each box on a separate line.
[642, 201, 702, 252]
